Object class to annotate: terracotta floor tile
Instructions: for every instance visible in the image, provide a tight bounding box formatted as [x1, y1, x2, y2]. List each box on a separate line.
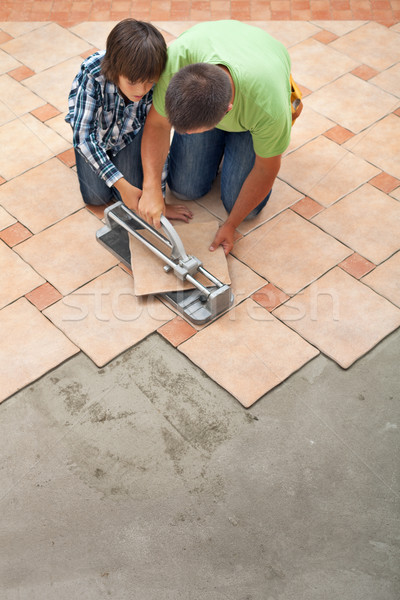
[25, 281, 63, 310]
[313, 184, 400, 264]
[289, 37, 358, 91]
[0, 48, 20, 74]
[158, 316, 197, 347]
[307, 73, 397, 134]
[0, 158, 82, 233]
[331, 22, 400, 71]
[280, 136, 379, 206]
[30, 103, 61, 122]
[339, 252, 376, 278]
[274, 267, 400, 368]
[57, 148, 76, 168]
[291, 196, 324, 219]
[312, 29, 339, 43]
[233, 209, 351, 295]
[0, 206, 16, 231]
[179, 298, 319, 407]
[7, 65, 35, 81]
[344, 115, 400, 179]
[24, 56, 84, 112]
[309, 21, 367, 36]
[0, 298, 79, 403]
[286, 106, 335, 153]
[0, 240, 45, 309]
[0, 31, 13, 44]
[362, 251, 400, 308]
[69, 21, 117, 48]
[0, 74, 44, 116]
[252, 283, 290, 311]
[351, 64, 379, 80]
[0, 222, 32, 246]
[0, 118, 54, 179]
[14, 209, 119, 295]
[323, 125, 355, 144]
[369, 172, 400, 194]
[1, 22, 90, 72]
[247, 21, 320, 47]
[370, 63, 400, 100]
[44, 267, 174, 367]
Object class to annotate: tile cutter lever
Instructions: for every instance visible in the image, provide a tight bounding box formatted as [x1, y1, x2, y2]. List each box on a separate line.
[96, 201, 234, 324]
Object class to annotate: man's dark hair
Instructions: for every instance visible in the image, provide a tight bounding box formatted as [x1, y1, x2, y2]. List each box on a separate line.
[165, 63, 232, 133]
[102, 19, 167, 85]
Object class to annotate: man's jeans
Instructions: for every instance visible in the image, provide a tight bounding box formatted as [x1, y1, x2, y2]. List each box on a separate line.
[74, 128, 144, 206]
[167, 129, 271, 217]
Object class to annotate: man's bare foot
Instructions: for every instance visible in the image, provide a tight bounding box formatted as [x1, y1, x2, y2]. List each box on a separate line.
[165, 204, 193, 223]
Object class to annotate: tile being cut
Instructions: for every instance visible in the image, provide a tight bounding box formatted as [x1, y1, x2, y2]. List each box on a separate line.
[274, 268, 400, 369]
[129, 220, 230, 296]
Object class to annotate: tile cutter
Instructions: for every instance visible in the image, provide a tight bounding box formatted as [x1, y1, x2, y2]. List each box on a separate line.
[96, 201, 234, 324]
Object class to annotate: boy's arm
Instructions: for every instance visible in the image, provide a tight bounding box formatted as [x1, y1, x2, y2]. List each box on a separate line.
[138, 105, 171, 228]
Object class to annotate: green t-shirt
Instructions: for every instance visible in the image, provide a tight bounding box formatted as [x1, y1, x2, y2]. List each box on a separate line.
[153, 20, 292, 158]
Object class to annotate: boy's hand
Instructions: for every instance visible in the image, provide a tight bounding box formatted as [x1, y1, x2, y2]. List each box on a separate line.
[209, 222, 236, 256]
[113, 178, 142, 211]
[138, 189, 165, 229]
[165, 204, 193, 223]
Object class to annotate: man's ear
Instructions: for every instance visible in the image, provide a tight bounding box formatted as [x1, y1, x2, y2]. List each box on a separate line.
[226, 102, 233, 112]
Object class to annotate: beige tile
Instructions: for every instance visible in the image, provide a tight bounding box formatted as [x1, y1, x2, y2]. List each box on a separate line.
[370, 63, 400, 99]
[233, 210, 351, 295]
[310, 21, 367, 37]
[165, 187, 219, 223]
[0, 158, 82, 233]
[0, 48, 20, 74]
[45, 113, 73, 143]
[391, 23, 400, 33]
[150, 22, 197, 38]
[274, 267, 400, 369]
[246, 21, 320, 47]
[15, 209, 118, 295]
[307, 74, 398, 133]
[0, 240, 45, 309]
[0, 100, 14, 126]
[179, 298, 319, 407]
[0, 118, 54, 180]
[286, 105, 335, 154]
[44, 267, 174, 367]
[0, 74, 44, 116]
[20, 114, 70, 155]
[24, 57, 84, 112]
[69, 21, 118, 49]
[280, 136, 379, 206]
[129, 220, 230, 295]
[343, 115, 400, 179]
[362, 252, 400, 308]
[0, 22, 49, 37]
[391, 186, 400, 202]
[1, 23, 91, 73]
[0, 298, 79, 402]
[289, 38, 359, 91]
[331, 22, 400, 71]
[0, 206, 16, 231]
[313, 184, 400, 265]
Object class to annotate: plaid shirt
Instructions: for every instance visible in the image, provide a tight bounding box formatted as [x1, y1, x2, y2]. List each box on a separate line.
[66, 51, 165, 189]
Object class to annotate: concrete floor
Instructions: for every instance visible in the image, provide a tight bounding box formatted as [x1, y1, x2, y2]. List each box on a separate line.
[0, 329, 399, 600]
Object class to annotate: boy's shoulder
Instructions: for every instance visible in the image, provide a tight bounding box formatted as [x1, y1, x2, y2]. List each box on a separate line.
[80, 50, 106, 79]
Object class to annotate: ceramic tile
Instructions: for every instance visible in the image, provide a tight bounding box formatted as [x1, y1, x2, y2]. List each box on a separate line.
[179, 298, 319, 407]
[391, 186, 400, 202]
[45, 113, 73, 143]
[8, 65, 35, 81]
[57, 148, 76, 168]
[0, 48, 20, 74]
[252, 283, 290, 311]
[69, 21, 118, 48]
[307, 74, 398, 133]
[279, 136, 379, 206]
[0, 206, 16, 231]
[310, 21, 367, 36]
[323, 125, 355, 144]
[1, 23, 91, 72]
[0, 100, 14, 127]
[129, 220, 230, 295]
[274, 267, 400, 368]
[0, 158, 82, 233]
[233, 209, 351, 295]
[165, 187, 221, 223]
[0, 118, 55, 180]
[370, 63, 400, 99]
[0, 74, 44, 116]
[23, 56, 84, 112]
[351, 64, 379, 80]
[369, 172, 400, 194]
[290, 196, 324, 219]
[158, 316, 197, 347]
[312, 29, 338, 44]
[246, 20, 320, 47]
[289, 38, 359, 91]
[330, 22, 400, 71]
[25, 282, 63, 311]
[0, 222, 32, 246]
[44, 267, 174, 367]
[0, 22, 50, 37]
[30, 104, 61, 122]
[19, 113, 70, 155]
[313, 184, 400, 264]
[362, 252, 400, 308]
[0, 240, 45, 309]
[286, 105, 335, 154]
[343, 115, 400, 179]
[150, 21, 197, 38]
[0, 32, 13, 44]
[0, 298, 79, 402]
[14, 209, 119, 295]
[339, 253, 375, 279]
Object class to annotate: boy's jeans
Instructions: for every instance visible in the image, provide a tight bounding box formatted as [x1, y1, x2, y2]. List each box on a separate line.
[167, 129, 271, 217]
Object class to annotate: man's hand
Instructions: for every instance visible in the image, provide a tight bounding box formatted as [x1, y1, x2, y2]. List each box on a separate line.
[113, 178, 142, 211]
[137, 188, 165, 229]
[209, 222, 236, 256]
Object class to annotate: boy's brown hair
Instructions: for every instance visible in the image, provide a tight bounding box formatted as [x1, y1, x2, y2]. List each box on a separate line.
[102, 19, 167, 85]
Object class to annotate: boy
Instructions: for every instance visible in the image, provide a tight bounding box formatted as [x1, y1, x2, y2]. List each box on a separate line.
[66, 18, 191, 222]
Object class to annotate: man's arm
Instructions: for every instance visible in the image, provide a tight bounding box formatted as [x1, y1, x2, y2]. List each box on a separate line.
[210, 154, 282, 255]
[138, 105, 172, 228]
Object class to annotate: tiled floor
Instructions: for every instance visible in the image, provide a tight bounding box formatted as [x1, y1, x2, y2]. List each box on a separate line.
[0, 17, 399, 407]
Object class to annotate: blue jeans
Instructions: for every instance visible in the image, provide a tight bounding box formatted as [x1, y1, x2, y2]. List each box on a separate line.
[167, 129, 271, 217]
[74, 128, 144, 206]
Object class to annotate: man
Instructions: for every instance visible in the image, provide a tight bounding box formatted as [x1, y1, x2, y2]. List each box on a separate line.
[138, 20, 298, 254]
